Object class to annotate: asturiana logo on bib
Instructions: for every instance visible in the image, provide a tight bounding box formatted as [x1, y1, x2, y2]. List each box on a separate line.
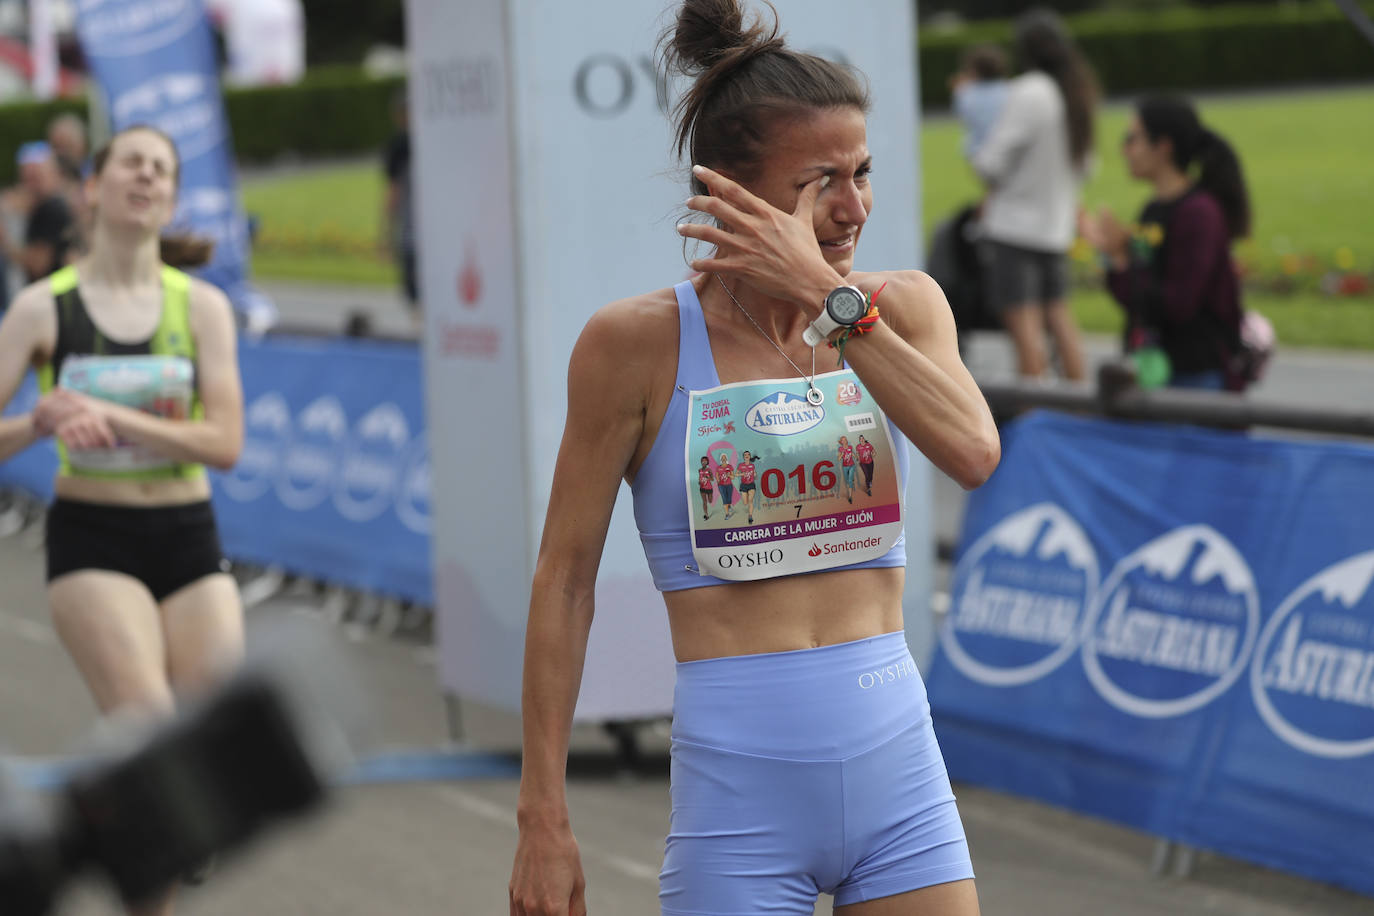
[1082, 525, 1259, 719]
[1251, 551, 1374, 759]
[941, 503, 1099, 687]
[745, 392, 824, 436]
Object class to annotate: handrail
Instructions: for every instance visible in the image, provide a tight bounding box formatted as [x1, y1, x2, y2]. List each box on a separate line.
[978, 359, 1374, 440]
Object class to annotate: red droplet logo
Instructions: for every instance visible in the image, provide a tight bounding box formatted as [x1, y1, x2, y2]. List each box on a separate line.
[458, 246, 482, 307]
[807, 544, 823, 558]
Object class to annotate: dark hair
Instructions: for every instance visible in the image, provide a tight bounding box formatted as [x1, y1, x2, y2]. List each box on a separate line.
[1137, 95, 1251, 240]
[91, 125, 215, 269]
[1014, 8, 1097, 168]
[658, 0, 870, 195]
[961, 44, 1008, 82]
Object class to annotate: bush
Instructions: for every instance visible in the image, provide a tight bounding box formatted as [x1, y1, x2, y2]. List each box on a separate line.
[0, 67, 402, 185]
[222, 66, 402, 162]
[919, 3, 1374, 107]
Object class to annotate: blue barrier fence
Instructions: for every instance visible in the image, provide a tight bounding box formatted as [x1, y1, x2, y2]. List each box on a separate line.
[0, 335, 432, 605]
[927, 411, 1374, 896]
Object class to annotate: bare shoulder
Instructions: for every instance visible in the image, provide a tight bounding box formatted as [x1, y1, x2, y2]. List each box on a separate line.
[6, 277, 57, 320]
[186, 276, 234, 321]
[571, 285, 679, 377]
[1, 278, 58, 358]
[185, 277, 237, 342]
[850, 269, 953, 341]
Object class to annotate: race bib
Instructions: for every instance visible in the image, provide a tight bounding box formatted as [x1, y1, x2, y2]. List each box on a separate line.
[58, 354, 194, 472]
[687, 369, 903, 581]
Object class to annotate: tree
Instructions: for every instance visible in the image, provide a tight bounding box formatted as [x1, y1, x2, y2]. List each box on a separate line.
[300, 0, 404, 65]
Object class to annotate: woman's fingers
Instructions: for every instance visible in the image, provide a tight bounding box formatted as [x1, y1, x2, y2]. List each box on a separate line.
[691, 164, 766, 216]
[676, 220, 734, 251]
[792, 173, 829, 219]
[683, 192, 739, 227]
[57, 413, 116, 451]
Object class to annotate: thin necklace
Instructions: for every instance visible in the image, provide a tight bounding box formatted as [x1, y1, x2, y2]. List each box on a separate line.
[715, 274, 824, 406]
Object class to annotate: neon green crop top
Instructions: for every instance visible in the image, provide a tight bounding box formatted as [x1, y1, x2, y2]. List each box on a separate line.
[37, 265, 205, 481]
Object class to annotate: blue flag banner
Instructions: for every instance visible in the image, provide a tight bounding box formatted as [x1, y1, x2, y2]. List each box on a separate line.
[0, 336, 432, 604]
[926, 411, 1374, 896]
[74, 0, 272, 324]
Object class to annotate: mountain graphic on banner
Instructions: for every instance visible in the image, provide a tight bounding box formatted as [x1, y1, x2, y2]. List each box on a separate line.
[1135, 525, 1252, 594]
[985, 503, 1095, 573]
[1312, 551, 1374, 609]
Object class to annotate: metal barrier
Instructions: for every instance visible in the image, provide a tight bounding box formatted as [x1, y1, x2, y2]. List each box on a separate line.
[980, 358, 1374, 440]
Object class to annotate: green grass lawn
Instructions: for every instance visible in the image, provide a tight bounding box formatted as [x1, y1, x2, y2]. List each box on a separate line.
[241, 86, 1374, 347]
[241, 164, 396, 287]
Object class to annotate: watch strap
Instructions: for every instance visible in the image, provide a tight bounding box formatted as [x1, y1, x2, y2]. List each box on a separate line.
[803, 311, 842, 346]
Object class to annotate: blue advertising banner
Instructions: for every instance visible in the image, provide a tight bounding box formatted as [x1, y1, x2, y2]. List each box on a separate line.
[927, 411, 1374, 896]
[0, 336, 432, 604]
[216, 336, 432, 603]
[75, 0, 273, 325]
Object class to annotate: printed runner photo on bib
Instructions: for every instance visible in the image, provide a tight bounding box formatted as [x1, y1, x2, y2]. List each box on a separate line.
[58, 354, 194, 471]
[687, 369, 903, 581]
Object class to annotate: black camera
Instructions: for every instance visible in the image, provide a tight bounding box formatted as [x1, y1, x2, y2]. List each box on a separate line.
[0, 666, 337, 916]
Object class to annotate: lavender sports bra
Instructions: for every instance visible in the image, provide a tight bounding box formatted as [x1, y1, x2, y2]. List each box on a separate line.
[629, 280, 909, 591]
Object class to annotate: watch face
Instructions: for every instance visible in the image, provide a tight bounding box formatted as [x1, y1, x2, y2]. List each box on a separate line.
[827, 287, 866, 324]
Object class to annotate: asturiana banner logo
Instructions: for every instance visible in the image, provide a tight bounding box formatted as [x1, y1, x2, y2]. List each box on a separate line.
[334, 403, 410, 523]
[941, 503, 1099, 687]
[221, 391, 290, 502]
[1082, 525, 1259, 719]
[1252, 550, 1374, 759]
[744, 391, 824, 436]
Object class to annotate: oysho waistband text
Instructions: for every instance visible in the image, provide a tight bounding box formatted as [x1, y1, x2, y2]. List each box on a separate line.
[857, 657, 918, 689]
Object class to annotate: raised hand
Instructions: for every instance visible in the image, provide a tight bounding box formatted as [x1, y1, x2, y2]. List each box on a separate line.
[677, 164, 841, 314]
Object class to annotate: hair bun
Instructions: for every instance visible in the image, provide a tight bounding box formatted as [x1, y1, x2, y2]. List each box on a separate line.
[670, 0, 746, 72]
[667, 0, 781, 74]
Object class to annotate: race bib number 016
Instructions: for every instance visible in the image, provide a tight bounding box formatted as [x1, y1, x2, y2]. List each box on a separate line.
[687, 369, 903, 581]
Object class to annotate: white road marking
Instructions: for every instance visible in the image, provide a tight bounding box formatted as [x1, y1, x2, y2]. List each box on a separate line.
[437, 786, 660, 884]
[0, 609, 57, 645]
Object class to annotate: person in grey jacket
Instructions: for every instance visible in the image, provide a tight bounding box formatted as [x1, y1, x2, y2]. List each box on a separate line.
[972, 8, 1098, 381]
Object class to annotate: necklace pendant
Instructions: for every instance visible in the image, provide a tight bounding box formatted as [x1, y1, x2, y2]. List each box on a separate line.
[806, 386, 825, 406]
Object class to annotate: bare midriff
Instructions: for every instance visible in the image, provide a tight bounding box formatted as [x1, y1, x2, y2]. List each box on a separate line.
[663, 564, 905, 662]
[54, 473, 211, 507]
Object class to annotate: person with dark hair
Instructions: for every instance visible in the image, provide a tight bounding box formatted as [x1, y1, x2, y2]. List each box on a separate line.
[48, 113, 93, 255]
[47, 113, 90, 185]
[0, 125, 243, 916]
[737, 448, 757, 524]
[971, 7, 1097, 381]
[1081, 96, 1253, 391]
[508, 2, 998, 914]
[697, 454, 714, 519]
[949, 43, 1009, 161]
[857, 433, 876, 496]
[382, 88, 419, 321]
[0, 142, 77, 286]
[715, 448, 735, 520]
[836, 434, 856, 503]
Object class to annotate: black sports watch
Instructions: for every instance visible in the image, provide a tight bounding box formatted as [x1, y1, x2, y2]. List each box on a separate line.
[803, 285, 867, 346]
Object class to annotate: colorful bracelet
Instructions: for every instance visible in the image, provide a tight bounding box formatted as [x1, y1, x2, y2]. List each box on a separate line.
[829, 282, 886, 365]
